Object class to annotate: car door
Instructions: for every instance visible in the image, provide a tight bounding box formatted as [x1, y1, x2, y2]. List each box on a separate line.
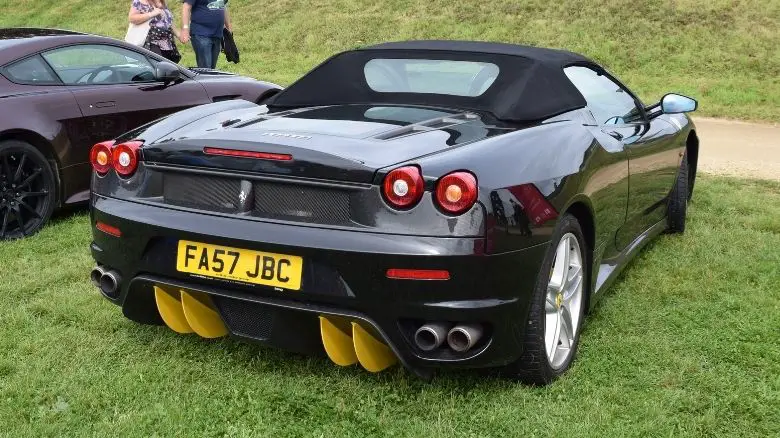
[40, 44, 211, 165]
[564, 66, 679, 252]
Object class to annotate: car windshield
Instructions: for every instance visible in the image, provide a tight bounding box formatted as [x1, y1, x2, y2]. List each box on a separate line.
[364, 58, 500, 97]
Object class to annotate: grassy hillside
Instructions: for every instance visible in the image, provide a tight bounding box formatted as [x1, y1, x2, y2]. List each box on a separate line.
[2, 0, 779, 122]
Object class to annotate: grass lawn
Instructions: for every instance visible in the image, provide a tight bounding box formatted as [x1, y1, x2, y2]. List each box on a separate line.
[1, 0, 779, 122]
[0, 175, 778, 437]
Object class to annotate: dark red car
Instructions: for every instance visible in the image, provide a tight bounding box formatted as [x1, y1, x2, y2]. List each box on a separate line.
[0, 28, 281, 239]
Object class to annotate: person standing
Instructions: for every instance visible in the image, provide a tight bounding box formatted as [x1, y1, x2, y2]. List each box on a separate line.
[180, 0, 232, 69]
[128, 0, 182, 63]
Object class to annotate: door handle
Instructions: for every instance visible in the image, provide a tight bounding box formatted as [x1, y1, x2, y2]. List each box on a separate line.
[92, 101, 116, 108]
[606, 131, 623, 140]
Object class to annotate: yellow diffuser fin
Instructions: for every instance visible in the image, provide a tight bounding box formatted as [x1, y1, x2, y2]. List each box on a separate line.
[180, 289, 229, 338]
[352, 322, 398, 372]
[319, 316, 358, 366]
[154, 285, 193, 334]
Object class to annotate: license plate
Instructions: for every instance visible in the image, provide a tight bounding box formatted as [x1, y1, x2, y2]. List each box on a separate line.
[176, 240, 303, 290]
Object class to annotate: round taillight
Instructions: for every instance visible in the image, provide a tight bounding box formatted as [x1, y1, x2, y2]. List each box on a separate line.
[435, 171, 478, 215]
[112, 141, 143, 177]
[90, 141, 115, 175]
[382, 166, 424, 209]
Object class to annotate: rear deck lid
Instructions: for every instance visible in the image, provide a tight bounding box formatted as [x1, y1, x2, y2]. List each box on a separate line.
[142, 104, 515, 183]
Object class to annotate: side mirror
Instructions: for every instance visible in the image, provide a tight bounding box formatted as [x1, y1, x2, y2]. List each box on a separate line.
[155, 61, 181, 84]
[661, 93, 697, 114]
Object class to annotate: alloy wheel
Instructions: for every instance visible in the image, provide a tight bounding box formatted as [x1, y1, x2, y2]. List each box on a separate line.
[0, 149, 52, 239]
[544, 232, 585, 369]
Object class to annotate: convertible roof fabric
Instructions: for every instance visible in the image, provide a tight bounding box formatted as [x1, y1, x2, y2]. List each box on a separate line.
[270, 40, 599, 123]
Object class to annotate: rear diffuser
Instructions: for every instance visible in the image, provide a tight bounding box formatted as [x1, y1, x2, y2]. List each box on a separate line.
[352, 322, 398, 372]
[154, 284, 397, 372]
[153, 286, 194, 334]
[154, 285, 227, 338]
[181, 289, 229, 338]
[319, 316, 398, 372]
[319, 316, 358, 366]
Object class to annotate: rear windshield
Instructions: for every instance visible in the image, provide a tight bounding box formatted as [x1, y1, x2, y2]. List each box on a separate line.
[364, 58, 499, 97]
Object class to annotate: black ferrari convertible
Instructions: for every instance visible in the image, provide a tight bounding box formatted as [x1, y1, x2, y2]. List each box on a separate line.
[89, 41, 698, 384]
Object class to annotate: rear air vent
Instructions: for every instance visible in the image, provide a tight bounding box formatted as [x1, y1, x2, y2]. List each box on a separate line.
[161, 172, 353, 225]
[374, 125, 430, 140]
[254, 181, 351, 224]
[373, 112, 479, 140]
[164, 173, 244, 213]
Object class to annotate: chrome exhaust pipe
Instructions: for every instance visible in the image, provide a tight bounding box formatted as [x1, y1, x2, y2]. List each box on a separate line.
[413, 322, 452, 351]
[99, 270, 121, 296]
[90, 266, 106, 287]
[447, 323, 484, 353]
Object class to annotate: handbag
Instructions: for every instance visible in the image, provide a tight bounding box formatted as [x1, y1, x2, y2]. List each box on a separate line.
[125, 20, 151, 46]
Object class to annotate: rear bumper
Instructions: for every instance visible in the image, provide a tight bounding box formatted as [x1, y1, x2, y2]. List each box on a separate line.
[91, 195, 549, 375]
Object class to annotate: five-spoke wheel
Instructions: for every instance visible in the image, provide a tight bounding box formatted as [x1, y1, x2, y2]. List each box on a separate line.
[507, 213, 588, 385]
[545, 232, 584, 369]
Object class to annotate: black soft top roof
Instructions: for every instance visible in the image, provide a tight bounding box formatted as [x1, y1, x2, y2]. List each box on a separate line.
[270, 40, 599, 123]
[363, 40, 592, 65]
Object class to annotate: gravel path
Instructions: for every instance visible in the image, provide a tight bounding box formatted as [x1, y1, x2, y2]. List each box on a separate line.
[693, 117, 779, 181]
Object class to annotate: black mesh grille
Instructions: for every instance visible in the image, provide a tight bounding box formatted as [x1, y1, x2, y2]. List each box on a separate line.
[254, 182, 351, 225]
[161, 173, 352, 225]
[163, 173, 242, 213]
[213, 296, 276, 340]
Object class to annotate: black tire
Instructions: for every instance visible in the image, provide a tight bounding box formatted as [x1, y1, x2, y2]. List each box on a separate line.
[504, 213, 589, 385]
[667, 152, 689, 233]
[0, 140, 56, 240]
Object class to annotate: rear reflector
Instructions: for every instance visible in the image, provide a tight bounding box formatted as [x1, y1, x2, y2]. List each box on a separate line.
[96, 221, 122, 237]
[203, 147, 292, 161]
[386, 269, 450, 280]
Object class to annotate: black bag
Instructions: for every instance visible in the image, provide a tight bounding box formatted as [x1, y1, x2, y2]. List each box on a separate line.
[145, 27, 181, 64]
[222, 29, 239, 64]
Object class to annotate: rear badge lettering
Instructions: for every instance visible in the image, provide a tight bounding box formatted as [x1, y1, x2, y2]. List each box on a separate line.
[260, 132, 312, 140]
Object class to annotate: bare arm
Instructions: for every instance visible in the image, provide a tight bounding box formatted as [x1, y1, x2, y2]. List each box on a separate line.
[128, 6, 159, 25]
[181, 2, 192, 43]
[224, 5, 232, 32]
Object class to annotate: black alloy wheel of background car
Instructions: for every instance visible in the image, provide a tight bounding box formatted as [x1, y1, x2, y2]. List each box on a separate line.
[0, 140, 55, 239]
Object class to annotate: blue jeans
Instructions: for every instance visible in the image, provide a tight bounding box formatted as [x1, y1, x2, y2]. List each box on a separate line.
[191, 35, 222, 69]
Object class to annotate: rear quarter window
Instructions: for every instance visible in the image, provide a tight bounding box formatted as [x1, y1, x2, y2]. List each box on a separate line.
[3, 55, 59, 85]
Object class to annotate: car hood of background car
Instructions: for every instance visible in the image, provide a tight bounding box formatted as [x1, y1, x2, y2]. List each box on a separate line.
[189, 68, 261, 83]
